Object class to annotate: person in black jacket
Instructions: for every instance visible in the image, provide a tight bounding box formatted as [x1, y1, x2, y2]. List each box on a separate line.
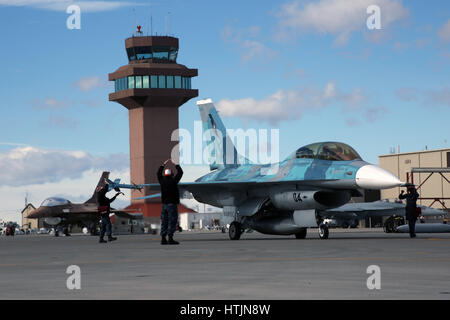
[157, 158, 183, 245]
[97, 180, 123, 243]
[399, 185, 419, 238]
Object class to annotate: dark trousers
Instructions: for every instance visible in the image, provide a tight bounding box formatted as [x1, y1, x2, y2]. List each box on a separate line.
[100, 216, 112, 239]
[406, 208, 416, 237]
[161, 203, 178, 237]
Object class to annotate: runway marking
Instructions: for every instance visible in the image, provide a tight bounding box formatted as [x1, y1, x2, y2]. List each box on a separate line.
[427, 238, 450, 241]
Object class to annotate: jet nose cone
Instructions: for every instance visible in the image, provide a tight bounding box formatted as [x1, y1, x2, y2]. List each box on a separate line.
[356, 165, 402, 189]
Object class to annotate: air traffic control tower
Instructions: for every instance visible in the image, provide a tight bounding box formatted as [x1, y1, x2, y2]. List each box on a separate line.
[109, 34, 198, 217]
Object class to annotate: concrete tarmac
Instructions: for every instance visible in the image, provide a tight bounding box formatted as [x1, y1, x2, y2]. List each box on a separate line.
[1, 229, 450, 300]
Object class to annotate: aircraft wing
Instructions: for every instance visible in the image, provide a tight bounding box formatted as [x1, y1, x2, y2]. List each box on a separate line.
[320, 200, 445, 219]
[122, 180, 345, 201]
[111, 210, 143, 219]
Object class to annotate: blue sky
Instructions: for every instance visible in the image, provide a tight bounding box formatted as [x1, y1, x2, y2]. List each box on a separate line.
[0, 0, 449, 222]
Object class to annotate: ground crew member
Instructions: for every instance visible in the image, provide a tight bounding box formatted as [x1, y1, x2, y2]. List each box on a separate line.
[399, 185, 419, 238]
[97, 180, 123, 243]
[157, 158, 183, 245]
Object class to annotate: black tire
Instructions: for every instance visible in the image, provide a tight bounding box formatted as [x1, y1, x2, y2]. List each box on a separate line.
[229, 221, 242, 240]
[318, 223, 329, 239]
[295, 228, 307, 239]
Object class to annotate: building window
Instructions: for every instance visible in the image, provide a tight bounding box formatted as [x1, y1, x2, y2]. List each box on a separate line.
[128, 76, 135, 89]
[182, 77, 191, 89]
[135, 76, 142, 89]
[151, 75, 158, 88]
[158, 75, 165, 88]
[166, 76, 174, 89]
[143, 76, 149, 88]
[174, 76, 181, 89]
[447, 152, 450, 167]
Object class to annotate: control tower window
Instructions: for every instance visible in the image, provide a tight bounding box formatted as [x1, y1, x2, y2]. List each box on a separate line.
[174, 76, 181, 89]
[182, 77, 191, 89]
[143, 76, 149, 88]
[158, 75, 166, 88]
[128, 76, 135, 89]
[153, 47, 169, 62]
[127, 46, 178, 63]
[135, 76, 142, 88]
[115, 77, 127, 92]
[169, 49, 178, 62]
[167, 76, 174, 89]
[151, 75, 158, 88]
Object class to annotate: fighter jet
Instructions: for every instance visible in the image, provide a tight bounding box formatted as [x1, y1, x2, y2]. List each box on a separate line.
[319, 199, 444, 232]
[28, 172, 142, 236]
[110, 98, 405, 240]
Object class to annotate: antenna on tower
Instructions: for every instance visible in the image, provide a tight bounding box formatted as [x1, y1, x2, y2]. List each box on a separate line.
[150, 0, 153, 35]
[166, 11, 171, 36]
[132, 8, 136, 36]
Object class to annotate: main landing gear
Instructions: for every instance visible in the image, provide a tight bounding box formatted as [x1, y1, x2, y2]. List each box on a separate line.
[229, 221, 244, 240]
[294, 228, 307, 239]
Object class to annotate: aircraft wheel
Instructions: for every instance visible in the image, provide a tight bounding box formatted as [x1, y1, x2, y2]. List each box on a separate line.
[295, 228, 307, 239]
[318, 224, 329, 239]
[229, 221, 242, 240]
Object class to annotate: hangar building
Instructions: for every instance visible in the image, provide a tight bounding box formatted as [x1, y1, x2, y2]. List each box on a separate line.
[379, 148, 450, 215]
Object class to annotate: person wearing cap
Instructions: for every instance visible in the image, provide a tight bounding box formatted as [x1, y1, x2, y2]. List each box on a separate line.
[157, 158, 183, 245]
[399, 185, 420, 238]
[97, 179, 124, 243]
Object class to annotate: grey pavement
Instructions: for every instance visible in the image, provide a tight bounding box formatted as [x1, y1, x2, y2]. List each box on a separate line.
[0, 229, 449, 300]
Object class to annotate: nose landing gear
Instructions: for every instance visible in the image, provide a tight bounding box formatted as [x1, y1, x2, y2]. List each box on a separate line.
[318, 223, 329, 239]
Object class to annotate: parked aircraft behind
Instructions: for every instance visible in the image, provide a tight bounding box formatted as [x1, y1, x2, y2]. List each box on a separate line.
[28, 172, 142, 236]
[110, 98, 405, 240]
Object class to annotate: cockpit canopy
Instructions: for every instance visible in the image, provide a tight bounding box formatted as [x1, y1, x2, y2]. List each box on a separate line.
[295, 142, 362, 161]
[40, 197, 70, 207]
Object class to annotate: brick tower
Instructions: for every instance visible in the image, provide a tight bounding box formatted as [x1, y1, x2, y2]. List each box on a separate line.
[109, 34, 198, 217]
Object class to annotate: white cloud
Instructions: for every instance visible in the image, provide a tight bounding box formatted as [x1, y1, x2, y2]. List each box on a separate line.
[222, 25, 278, 64]
[438, 19, 450, 42]
[74, 75, 106, 93]
[0, 0, 142, 12]
[396, 87, 450, 107]
[47, 114, 79, 128]
[0, 146, 129, 187]
[216, 82, 370, 124]
[32, 97, 68, 110]
[275, 0, 408, 45]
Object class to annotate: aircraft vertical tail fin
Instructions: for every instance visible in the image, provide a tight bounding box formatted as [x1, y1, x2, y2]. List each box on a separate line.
[197, 99, 240, 171]
[85, 171, 110, 204]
